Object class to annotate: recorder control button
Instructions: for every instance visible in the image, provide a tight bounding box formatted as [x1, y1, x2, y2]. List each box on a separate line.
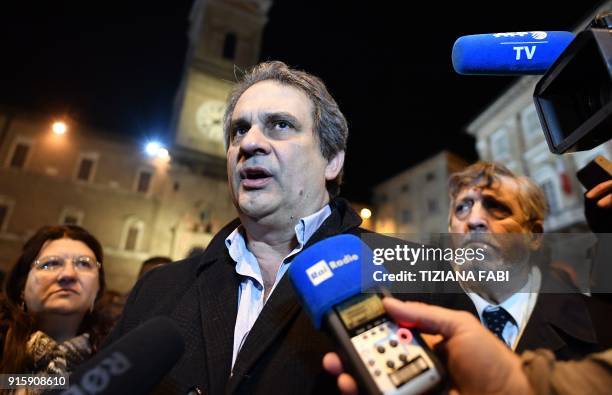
[397, 328, 413, 344]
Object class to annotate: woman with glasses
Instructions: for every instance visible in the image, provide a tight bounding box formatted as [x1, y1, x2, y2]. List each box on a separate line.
[0, 225, 112, 380]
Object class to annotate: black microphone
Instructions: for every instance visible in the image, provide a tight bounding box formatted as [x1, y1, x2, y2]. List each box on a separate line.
[44, 316, 184, 395]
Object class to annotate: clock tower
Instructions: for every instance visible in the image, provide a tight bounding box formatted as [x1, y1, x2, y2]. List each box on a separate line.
[172, 0, 272, 176]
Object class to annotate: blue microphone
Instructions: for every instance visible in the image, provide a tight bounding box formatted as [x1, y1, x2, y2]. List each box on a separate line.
[289, 234, 380, 329]
[289, 235, 444, 395]
[452, 31, 575, 75]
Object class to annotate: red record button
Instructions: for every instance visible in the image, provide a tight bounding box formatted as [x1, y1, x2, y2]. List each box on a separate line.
[396, 328, 413, 344]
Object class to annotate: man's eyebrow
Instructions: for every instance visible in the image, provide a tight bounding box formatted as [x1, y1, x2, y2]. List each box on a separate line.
[228, 117, 251, 134]
[482, 195, 512, 210]
[259, 112, 302, 128]
[229, 116, 250, 126]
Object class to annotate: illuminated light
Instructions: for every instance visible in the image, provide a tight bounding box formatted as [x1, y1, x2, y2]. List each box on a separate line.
[157, 148, 169, 159]
[52, 121, 67, 135]
[145, 141, 162, 156]
[360, 208, 372, 220]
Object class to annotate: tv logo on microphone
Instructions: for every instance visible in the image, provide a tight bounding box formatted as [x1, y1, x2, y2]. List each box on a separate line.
[306, 254, 359, 286]
[492, 31, 547, 40]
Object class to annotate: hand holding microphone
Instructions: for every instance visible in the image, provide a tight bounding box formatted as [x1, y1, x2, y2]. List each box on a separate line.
[323, 298, 531, 395]
[288, 235, 444, 395]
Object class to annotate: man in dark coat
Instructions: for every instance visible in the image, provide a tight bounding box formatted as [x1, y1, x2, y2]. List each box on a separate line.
[104, 61, 374, 395]
[439, 161, 611, 360]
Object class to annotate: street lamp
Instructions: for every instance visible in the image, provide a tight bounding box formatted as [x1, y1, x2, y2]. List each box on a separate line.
[360, 208, 372, 220]
[52, 121, 67, 135]
[157, 148, 169, 159]
[145, 141, 162, 156]
[145, 141, 170, 159]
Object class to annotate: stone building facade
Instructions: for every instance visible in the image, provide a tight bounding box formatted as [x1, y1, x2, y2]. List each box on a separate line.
[0, 113, 236, 293]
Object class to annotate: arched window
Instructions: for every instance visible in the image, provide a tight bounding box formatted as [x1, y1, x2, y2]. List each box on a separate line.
[121, 217, 145, 252]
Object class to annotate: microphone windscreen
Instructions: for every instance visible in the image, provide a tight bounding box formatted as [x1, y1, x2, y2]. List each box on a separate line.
[452, 31, 574, 75]
[289, 234, 381, 329]
[55, 316, 184, 395]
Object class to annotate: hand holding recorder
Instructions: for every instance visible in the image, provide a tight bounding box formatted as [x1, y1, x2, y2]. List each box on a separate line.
[288, 235, 444, 395]
[322, 298, 531, 395]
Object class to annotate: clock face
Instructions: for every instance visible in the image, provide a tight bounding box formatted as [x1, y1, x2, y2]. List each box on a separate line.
[195, 100, 226, 142]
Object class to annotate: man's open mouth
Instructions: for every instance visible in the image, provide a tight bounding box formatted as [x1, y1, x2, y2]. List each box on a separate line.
[240, 167, 273, 188]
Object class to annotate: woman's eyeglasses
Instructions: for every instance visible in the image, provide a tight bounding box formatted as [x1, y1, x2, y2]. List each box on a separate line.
[32, 255, 101, 272]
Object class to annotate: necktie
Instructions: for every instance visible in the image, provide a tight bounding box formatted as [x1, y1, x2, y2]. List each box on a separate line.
[482, 306, 516, 346]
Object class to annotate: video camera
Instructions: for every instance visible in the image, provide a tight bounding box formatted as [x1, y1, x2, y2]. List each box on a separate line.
[534, 13, 612, 154]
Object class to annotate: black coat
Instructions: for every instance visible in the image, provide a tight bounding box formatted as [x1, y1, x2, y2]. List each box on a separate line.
[104, 198, 377, 395]
[436, 270, 612, 361]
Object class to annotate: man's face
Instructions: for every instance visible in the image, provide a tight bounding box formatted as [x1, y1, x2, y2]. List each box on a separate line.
[449, 176, 540, 270]
[226, 80, 343, 222]
[450, 176, 531, 235]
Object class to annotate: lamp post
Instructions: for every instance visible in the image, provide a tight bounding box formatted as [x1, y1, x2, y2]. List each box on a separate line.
[52, 121, 67, 135]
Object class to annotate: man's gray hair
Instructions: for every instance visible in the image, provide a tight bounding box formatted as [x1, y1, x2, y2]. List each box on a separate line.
[223, 61, 348, 197]
[448, 161, 549, 229]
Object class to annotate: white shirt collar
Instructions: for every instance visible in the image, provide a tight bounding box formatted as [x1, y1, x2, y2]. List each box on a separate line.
[467, 265, 541, 328]
[224, 204, 332, 283]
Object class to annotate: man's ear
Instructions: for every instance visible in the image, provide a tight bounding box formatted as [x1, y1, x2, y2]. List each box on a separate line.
[529, 220, 544, 250]
[325, 150, 345, 181]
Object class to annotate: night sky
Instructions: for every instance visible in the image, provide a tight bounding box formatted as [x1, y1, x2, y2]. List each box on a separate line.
[0, 0, 604, 202]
